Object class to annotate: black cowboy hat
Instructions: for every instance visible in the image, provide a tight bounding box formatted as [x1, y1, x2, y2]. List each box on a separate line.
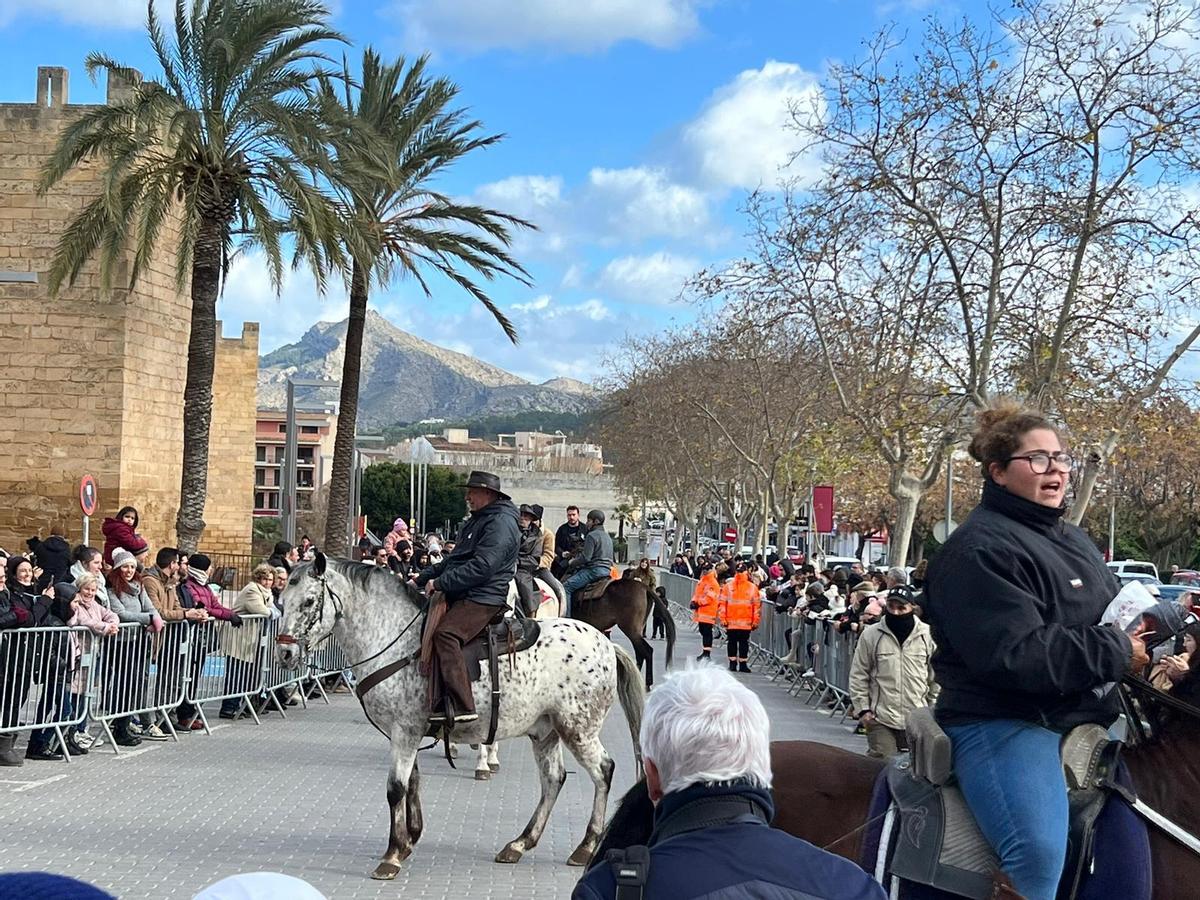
[519, 503, 545, 520]
[464, 470, 510, 500]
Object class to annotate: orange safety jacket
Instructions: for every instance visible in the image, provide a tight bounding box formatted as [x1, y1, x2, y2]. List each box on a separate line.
[718, 571, 761, 631]
[691, 571, 720, 625]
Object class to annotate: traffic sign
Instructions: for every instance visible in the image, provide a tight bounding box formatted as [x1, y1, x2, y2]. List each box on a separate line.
[932, 519, 957, 543]
[79, 474, 98, 517]
[723, 527, 737, 542]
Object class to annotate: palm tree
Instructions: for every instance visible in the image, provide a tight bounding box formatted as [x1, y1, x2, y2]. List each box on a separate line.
[315, 50, 533, 555]
[40, 0, 346, 551]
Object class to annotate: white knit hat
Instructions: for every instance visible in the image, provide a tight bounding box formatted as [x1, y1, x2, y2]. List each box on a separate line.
[111, 548, 138, 570]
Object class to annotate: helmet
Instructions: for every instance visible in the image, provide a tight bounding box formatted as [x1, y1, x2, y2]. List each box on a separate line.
[586, 509, 606, 525]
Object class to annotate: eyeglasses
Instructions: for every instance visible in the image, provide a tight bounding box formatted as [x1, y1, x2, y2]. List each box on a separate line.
[1007, 451, 1075, 474]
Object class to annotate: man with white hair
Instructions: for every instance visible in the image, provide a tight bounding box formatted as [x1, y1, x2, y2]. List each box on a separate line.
[572, 667, 885, 899]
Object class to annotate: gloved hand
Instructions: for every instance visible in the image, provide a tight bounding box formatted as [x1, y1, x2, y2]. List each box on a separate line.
[228, 612, 244, 628]
[689, 601, 699, 610]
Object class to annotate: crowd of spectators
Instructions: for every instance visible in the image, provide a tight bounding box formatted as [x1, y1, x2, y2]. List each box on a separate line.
[0, 509, 334, 768]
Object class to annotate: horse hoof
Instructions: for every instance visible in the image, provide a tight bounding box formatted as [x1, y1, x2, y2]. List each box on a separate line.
[475, 769, 492, 781]
[567, 847, 593, 867]
[449, 744, 458, 759]
[495, 846, 523, 864]
[489, 762, 500, 772]
[371, 862, 401, 880]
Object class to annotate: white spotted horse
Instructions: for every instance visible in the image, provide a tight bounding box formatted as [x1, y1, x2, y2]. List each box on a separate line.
[275, 554, 645, 879]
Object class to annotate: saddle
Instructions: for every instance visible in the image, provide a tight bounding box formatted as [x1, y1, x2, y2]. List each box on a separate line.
[574, 576, 612, 605]
[871, 708, 1144, 900]
[460, 613, 541, 746]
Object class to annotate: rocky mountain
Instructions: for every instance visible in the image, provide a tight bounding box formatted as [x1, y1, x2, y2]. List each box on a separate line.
[257, 310, 598, 426]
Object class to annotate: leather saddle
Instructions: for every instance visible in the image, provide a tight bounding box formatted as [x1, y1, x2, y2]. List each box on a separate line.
[876, 708, 1129, 900]
[460, 613, 541, 745]
[574, 576, 612, 604]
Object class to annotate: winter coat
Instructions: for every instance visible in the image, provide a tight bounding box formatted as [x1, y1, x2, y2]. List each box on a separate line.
[571, 781, 886, 900]
[178, 579, 234, 620]
[417, 498, 520, 607]
[517, 523, 542, 573]
[68, 599, 119, 693]
[538, 526, 556, 570]
[2, 585, 51, 629]
[718, 572, 762, 631]
[107, 579, 159, 635]
[143, 567, 187, 621]
[554, 520, 587, 559]
[382, 527, 410, 557]
[221, 582, 273, 663]
[27, 535, 72, 585]
[568, 525, 614, 572]
[691, 571, 720, 625]
[849, 617, 939, 731]
[925, 478, 1131, 732]
[101, 517, 148, 565]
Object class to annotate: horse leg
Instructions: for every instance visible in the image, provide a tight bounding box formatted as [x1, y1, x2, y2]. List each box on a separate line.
[406, 760, 423, 847]
[495, 724, 566, 864]
[474, 742, 492, 781]
[628, 628, 655, 690]
[372, 739, 420, 880]
[561, 730, 616, 867]
[488, 742, 500, 771]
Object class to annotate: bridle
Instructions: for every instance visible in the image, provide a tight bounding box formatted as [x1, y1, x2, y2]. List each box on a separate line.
[275, 571, 423, 672]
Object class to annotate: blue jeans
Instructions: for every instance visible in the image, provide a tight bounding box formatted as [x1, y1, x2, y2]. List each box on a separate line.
[562, 565, 611, 616]
[944, 719, 1068, 900]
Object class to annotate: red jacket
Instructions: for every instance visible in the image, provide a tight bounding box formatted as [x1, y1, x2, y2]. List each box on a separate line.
[178, 580, 233, 620]
[101, 517, 149, 565]
[718, 572, 761, 631]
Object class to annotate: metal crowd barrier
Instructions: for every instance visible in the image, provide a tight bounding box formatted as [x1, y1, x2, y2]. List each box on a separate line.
[0, 625, 94, 763]
[654, 568, 859, 720]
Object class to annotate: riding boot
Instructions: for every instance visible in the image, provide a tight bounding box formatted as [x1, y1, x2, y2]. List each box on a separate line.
[696, 650, 710, 661]
[0, 733, 24, 767]
[729, 660, 738, 671]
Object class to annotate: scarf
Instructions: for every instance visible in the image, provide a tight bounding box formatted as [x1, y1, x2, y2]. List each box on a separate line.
[885, 612, 916, 643]
[188, 567, 209, 587]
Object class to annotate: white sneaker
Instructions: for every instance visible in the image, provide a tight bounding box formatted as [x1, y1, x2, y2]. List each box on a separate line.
[141, 724, 169, 742]
[74, 732, 96, 748]
[127, 722, 144, 735]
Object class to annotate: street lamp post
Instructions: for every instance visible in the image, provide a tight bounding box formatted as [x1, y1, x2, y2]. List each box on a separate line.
[281, 377, 338, 545]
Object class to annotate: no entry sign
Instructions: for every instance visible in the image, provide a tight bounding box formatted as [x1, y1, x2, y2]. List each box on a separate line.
[79, 474, 98, 517]
[723, 527, 737, 542]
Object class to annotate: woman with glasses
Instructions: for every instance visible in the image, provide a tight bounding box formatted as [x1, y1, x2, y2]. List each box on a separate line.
[924, 403, 1149, 900]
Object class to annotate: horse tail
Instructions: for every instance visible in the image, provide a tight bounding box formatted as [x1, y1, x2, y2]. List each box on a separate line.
[654, 591, 676, 670]
[613, 644, 645, 770]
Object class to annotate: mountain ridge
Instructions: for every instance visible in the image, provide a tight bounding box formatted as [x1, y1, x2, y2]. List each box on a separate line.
[257, 310, 597, 426]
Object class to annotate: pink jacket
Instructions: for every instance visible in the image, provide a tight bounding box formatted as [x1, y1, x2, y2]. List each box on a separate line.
[68, 600, 119, 692]
[180, 580, 233, 620]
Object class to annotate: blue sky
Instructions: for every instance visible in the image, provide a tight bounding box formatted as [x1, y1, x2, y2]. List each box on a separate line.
[0, 0, 966, 384]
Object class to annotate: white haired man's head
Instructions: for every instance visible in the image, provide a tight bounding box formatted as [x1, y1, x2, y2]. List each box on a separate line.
[639, 665, 772, 801]
[885, 566, 909, 589]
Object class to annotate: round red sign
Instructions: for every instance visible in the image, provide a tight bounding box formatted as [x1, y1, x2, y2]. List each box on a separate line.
[722, 527, 737, 542]
[79, 474, 98, 517]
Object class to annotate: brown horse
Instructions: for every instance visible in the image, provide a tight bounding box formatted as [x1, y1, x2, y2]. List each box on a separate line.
[591, 687, 1200, 900]
[571, 577, 676, 689]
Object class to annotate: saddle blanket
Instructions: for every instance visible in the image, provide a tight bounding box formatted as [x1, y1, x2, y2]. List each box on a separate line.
[860, 763, 1151, 900]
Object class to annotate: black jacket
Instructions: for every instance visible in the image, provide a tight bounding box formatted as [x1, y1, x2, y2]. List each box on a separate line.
[418, 498, 520, 607]
[27, 535, 72, 587]
[517, 523, 542, 573]
[0, 587, 51, 630]
[925, 479, 1131, 732]
[555, 521, 586, 558]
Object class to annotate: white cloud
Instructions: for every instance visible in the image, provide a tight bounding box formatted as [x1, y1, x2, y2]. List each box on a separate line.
[513, 294, 553, 313]
[682, 60, 824, 190]
[218, 252, 349, 353]
[597, 251, 699, 304]
[0, 0, 170, 29]
[584, 166, 711, 241]
[390, 0, 708, 53]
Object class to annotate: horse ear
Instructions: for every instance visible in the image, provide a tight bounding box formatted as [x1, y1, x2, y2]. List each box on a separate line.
[313, 552, 326, 576]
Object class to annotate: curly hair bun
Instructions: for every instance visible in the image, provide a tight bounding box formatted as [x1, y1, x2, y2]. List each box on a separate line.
[968, 400, 1058, 470]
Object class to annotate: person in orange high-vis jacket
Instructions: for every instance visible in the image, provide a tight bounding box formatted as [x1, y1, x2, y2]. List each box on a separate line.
[689, 565, 722, 660]
[718, 567, 762, 673]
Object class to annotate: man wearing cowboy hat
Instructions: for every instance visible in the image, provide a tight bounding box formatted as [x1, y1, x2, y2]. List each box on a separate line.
[413, 470, 520, 725]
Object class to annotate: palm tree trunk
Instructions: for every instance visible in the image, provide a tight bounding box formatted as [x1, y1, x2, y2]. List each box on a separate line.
[323, 260, 368, 556]
[175, 215, 224, 553]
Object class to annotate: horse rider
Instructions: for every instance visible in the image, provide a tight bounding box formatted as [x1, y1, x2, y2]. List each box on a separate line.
[561, 509, 614, 617]
[514, 504, 544, 617]
[553, 505, 587, 578]
[413, 470, 520, 726]
[528, 504, 566, 608]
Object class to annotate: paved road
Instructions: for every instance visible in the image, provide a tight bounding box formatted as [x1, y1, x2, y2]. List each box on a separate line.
[0, 622, 864, 899]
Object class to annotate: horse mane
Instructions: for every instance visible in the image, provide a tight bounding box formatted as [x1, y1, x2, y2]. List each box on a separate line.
[325, 557, 426, 609]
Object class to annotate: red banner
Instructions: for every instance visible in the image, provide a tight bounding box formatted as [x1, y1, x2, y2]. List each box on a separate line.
[812, 486, 835, 533]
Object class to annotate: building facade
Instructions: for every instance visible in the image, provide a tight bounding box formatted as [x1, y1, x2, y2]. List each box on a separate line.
[253, 408, 338, 516]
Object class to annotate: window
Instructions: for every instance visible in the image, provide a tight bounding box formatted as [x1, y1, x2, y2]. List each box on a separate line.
[255, 469, 265, 487]
[297, 447, 315, 465]
[297, 471, 314, 488]
[255, 492, 266, 509]
[256, 446, 266, 462]
[278, 424, 286, 433]
[301, 425, 319, 435]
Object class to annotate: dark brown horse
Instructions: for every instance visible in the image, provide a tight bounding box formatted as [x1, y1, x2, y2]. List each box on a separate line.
[591, 692, 1200, 900]
[572, 577, 676, 689]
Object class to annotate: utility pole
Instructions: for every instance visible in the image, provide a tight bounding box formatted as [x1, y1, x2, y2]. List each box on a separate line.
[1108, 458, 1117, 562]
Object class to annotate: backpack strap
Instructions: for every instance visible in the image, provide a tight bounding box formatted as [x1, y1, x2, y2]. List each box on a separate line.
[606, 845, 650, 900]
